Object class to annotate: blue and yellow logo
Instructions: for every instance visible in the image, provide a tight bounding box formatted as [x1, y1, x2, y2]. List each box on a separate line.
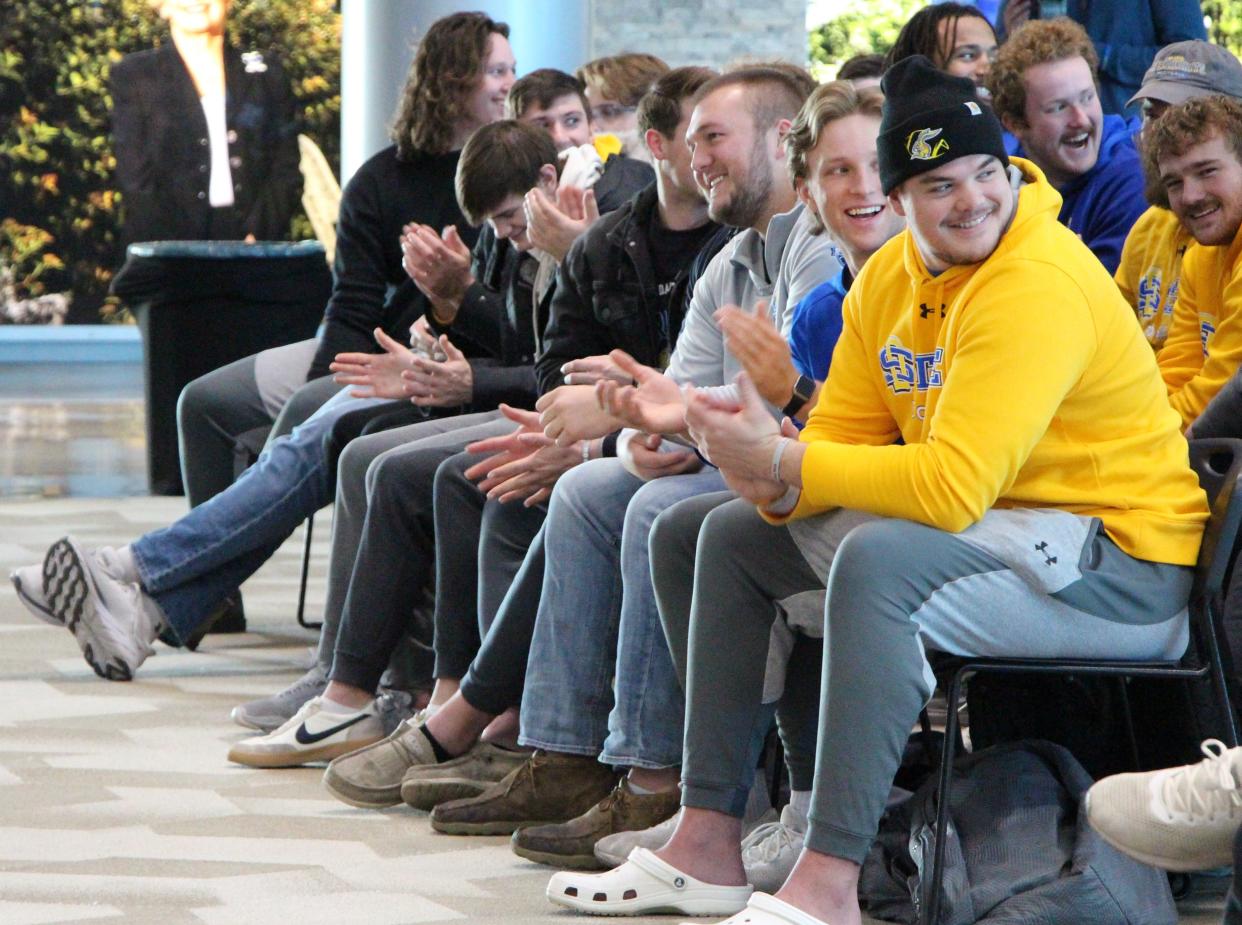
[879, 337, 944, 395]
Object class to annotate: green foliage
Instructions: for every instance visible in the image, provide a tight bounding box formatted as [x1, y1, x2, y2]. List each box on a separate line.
[808, 0, 925, 80]
[1203, 1, 1242, 58]
[0, 0, 340, 320]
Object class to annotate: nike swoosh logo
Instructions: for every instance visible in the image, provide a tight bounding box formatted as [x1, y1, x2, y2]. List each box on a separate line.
[294, 714, 367, 745]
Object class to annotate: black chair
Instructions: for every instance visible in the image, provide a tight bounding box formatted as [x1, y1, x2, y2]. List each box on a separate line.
[920, 438, 1242, 925]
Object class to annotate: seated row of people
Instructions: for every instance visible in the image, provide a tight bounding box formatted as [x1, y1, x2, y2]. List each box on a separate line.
[14, 7, 1242, 925]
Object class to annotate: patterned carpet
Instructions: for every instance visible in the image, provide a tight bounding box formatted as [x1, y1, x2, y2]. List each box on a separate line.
[0, 497, 1229, 924]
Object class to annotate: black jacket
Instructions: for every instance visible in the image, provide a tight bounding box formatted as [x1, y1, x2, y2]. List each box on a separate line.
[110, 39, 300, 245]
[536, 183, 731, 394]
[433, 152, 658, 406]
[309, 145, 476, 379]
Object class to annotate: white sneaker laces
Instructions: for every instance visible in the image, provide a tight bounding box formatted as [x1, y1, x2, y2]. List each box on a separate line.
[1160, 739, 1242, 824]
[742, 821, 800, 863]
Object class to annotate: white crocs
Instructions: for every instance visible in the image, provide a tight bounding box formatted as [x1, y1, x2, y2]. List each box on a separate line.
[685, 893, 834, 925]
[546, 846, 752, 916]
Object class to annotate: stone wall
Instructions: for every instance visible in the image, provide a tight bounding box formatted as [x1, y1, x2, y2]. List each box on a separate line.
[590, 0, 808, 69]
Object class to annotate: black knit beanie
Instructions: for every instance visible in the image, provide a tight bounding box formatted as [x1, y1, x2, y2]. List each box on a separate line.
[878, 55, 1008, 195]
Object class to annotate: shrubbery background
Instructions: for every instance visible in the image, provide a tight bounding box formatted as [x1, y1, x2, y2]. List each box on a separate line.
[0, 0, 340, 323]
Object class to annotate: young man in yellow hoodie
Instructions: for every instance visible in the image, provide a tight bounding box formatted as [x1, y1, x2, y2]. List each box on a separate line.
[1150, 96, 1242, 432]
[1114, 41, 1242, 350]
[546, 55, 1208, 925]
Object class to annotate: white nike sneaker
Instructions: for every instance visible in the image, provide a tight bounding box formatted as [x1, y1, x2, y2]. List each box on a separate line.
[741, 803, 807, 892]
[42, 536, 163, 681]
[228, 696, 384, 768]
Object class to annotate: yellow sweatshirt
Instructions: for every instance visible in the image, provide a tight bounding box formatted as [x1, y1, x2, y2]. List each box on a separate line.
[1115, 205, 1194, 351]
[1156, 223, 1242, 429]
[776, 158, 1206, 566]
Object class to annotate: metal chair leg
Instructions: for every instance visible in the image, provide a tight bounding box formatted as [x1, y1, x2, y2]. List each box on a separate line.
[296, 513, 322, 630]
[923, 667, 966, 925]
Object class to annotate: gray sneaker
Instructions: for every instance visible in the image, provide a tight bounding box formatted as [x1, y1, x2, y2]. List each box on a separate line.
[741, 803, 807, 892]
[400, 740, 530, 810]
[231, 664, 328, 732]
[322, 715, 438, 809]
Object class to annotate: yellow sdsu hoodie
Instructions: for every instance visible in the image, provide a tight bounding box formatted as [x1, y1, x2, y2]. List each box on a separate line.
[777, 159, 1207, 566]
[1157, 222, 1242, 429]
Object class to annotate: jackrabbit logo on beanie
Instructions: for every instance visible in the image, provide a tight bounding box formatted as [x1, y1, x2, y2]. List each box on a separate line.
[879, 56, 1007, 193]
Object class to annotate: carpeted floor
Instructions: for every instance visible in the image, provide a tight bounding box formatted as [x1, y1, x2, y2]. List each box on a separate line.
[0, 497, 1229, 924]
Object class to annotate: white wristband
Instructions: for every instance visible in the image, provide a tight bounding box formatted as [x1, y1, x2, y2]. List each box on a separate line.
[771, 437, 793, 484]
[581, 440, 591, 465]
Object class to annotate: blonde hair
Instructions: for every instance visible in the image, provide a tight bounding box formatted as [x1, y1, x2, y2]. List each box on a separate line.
[785, 81, 885, 233]
[576, 53, 670, 106]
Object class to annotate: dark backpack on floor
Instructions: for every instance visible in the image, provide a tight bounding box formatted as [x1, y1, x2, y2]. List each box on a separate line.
[859, 740, 1177, 925]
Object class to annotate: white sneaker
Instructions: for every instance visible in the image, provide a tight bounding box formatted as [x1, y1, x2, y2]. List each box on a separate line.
[1086, 738, 1242, 871]
[593, 805, 781, 870]
[741, 803, 807, 893]
[228, 696, 384, 768]
[11, 562, 60, 626]
[42, 536, 162, 681]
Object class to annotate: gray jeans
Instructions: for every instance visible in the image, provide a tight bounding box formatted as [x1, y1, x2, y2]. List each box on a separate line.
[651, 497, 1193, 865]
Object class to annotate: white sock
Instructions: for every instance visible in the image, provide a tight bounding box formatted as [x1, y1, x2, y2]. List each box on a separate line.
[321, 695, 369, 715]
[110, 545, 141, 585]
[627, 777, 655, 795]
[787, 790, 812, 829]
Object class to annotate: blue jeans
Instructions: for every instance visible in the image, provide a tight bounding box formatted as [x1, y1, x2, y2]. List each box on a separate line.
[131, 388, 382, 642]
[518, 458, 725, 769]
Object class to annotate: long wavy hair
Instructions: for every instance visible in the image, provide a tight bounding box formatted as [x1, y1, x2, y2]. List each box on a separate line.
[391, 12, 510, 158]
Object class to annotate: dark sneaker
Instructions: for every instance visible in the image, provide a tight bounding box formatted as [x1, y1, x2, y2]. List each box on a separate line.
[400, 740, 530, 810]
[512, 778, 680, 869]
[429, 750, 620, 836]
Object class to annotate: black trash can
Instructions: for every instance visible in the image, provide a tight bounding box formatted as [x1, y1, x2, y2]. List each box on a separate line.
[112, 240, 331, 495]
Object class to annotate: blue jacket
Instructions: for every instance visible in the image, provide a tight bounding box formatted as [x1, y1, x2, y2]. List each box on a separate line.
[788, 265, 847, 383]
[1015, 114, 1146, 275]
[1067, 0, 1206, 116]
[994, 0, 1206, 116]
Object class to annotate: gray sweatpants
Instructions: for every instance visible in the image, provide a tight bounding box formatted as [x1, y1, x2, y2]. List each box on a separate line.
[651, 497, 1193, 865]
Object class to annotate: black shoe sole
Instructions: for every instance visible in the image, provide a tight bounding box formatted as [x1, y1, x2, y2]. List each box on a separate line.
[44, 538, 133, 682]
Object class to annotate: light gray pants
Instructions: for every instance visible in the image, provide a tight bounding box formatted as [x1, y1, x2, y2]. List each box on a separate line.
[651, 497, 1193, 865]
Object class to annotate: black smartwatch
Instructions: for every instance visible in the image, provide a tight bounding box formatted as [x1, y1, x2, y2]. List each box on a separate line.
[781, 374, 815, 418]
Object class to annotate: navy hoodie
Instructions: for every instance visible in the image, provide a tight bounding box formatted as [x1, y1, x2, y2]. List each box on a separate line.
[1015, 113, 1146, 275]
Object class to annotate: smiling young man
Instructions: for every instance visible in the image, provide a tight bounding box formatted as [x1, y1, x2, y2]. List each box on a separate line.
[1115, 41, 1242, 350]
[1148, 96, 1242, 431]
[988, 17, 1147, 273]
[549, 55, 1207, 925]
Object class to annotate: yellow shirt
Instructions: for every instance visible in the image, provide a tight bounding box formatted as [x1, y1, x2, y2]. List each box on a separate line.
[1115, 205, 1194, 351]
[774, 159, 1206, 567]
[1156, 224, 1242, 429]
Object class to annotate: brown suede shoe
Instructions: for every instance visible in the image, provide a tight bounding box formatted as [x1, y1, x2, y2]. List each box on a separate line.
[429, 749, 620, 836]
[511, 778, 681, 869]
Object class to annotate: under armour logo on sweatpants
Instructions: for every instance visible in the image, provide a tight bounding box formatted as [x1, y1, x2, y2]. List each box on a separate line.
[1035, 541, 1057, 566]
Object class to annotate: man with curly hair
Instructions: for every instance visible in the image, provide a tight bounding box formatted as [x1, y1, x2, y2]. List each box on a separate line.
[987, 17, 1147, 273]
[1144, 95, 1242, 431]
